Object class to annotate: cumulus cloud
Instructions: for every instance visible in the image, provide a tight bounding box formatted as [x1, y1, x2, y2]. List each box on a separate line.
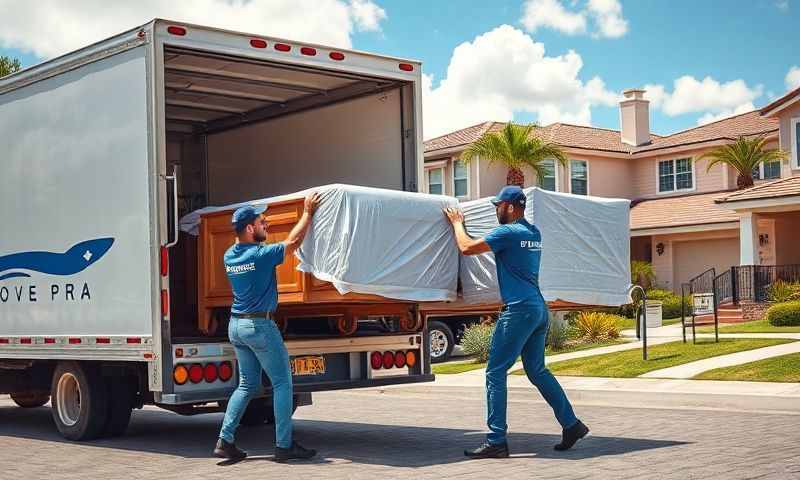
[642, 76, 763, 125]
[422, 25, 618, 139]
[0, 0, 387, 59]
[786, 66, 800, 91]
[521, 0, 627, 38]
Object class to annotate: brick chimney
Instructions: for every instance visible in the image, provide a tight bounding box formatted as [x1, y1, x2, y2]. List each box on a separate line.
[619, 89, 651, 146]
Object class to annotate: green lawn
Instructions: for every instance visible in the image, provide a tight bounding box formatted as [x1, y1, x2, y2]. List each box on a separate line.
[616, 317, 686, 330]
[694, 352, 800, 382]
[696, 318, 800, 334]
[432, 339, 628, 375]
[543, 338, 795, 378]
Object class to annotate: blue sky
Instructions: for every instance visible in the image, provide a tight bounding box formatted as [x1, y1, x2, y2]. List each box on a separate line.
[2, 0, 799, 138]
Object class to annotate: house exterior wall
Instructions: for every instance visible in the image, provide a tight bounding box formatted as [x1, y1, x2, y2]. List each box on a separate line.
[631, 147, 728, 199]
[649, 229, 739, 291]
[775, 102, 800, 174]
[773, 211, 800, 265]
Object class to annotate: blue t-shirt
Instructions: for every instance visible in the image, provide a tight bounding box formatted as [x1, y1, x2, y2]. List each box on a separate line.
[484, 218, 544, 307]
[224, 242, 285, 315]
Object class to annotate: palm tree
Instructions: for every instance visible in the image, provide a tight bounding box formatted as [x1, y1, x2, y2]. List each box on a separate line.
[698, 135, 788, 189]
[460, 123, 568, 187]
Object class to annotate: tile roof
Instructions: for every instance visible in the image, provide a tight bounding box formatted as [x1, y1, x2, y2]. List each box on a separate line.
[424, 111, 778, 157]
[760, 86, 800, 116]
[715, 176, 800, 203]
[630, 191, 740, 231]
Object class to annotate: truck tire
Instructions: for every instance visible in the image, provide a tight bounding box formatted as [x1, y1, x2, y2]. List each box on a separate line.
[102, 378, 134, 437]
[50, 362, 109, 441]
[10, 392, 50, 408]
[429, 320, 455, 364]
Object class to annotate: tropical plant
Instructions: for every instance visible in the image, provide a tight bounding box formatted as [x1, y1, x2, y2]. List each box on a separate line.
[546, 319, 569, 351]
[631, 260, 656, 289]
[461, 323, 495, 363]
[767, 280, 800, 303]
[571, 312, 621, 342]
[698, 135, 788, 189]
[460, 123, 568, 187]
[0, 56, 21, 77]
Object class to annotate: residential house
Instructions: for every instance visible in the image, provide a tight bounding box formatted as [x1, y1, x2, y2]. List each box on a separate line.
[423, 88, 800, 315]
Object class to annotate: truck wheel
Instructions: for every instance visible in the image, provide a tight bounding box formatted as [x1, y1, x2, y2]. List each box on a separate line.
[102, 378, 134, 437]
[429, 321, 454, 364]
[50, 362, 109, 441]
[10, 392, 50, 408]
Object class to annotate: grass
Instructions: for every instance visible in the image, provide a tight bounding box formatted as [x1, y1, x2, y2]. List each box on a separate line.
[615, 316, 685, 330]
[696, 318, 800, 334]
[431, 339, 628, 375]
[544, 338, 795, 378]
[694, 352, 800, 382]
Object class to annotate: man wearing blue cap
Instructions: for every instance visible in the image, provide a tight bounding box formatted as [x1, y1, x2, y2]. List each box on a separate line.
[214, 192, 321, 462]
[444, 185, 588, 459]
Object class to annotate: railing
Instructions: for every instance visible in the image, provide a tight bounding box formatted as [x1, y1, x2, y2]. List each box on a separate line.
[690, 268, 715, 297]
[714, 269, 733, 306]
[729, 264, 800, 303]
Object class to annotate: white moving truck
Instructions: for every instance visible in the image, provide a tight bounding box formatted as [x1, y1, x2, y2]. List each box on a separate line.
[0, 19, 430, 440]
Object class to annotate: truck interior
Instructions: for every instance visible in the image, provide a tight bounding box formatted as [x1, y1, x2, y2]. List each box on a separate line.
[162, 46, 418, 341]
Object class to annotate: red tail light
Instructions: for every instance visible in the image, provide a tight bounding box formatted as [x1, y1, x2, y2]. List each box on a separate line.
[370, 351, 383, 370]
[68, 338, 81, 344]
[300, 47, 317, 56]
[161, 289, 169, 316]
[399, 63, 414, 72]
[20, 338, 32, 344]
[167, 26, 187, 36]
[250, 39, 267, 49]
[127, 337, 142, 344]
[96, 337, 111, 344]
[204, 363, 218, 383]
[329, 52, 345, 61]
[274, 43, 291, 52]
[188, 364, 204, 383]
[219, 361, 234, 381]
[382, 351, 394, 369]
[394, 351, 406, 368]
[44, 338, 56, 344]
[160, 246, 169, 276]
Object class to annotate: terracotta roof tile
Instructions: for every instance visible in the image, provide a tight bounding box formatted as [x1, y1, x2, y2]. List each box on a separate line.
[715, 176, 800, 203]
[760, 86, 800, 116]
[630, 191, 739, 231]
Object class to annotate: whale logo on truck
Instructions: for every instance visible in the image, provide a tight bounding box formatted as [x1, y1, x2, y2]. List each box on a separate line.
[0, 238, 114, 282]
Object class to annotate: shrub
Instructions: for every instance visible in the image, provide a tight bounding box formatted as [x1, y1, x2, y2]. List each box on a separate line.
[618, 288, 689, 319]
[631, 260, 656, 289]
[546, 320, 569, 351]
[766, 301, 800, 327]
[572, 312, 621, 342]
[767, 280, 800, 303]
[461, 323, 495, 363]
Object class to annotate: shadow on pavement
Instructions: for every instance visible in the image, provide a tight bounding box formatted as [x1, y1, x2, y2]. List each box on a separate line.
[0, 404, 688, 467]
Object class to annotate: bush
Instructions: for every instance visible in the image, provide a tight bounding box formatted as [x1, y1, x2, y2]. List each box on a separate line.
[618, 288, 689, 319]
[461, 323, 495, 363]
[766, 301, 800, 327]
[631, 260, 656, 289]
[546, 320, 569, 351]
[767, 280, 800, 303]
[572, 312, 621, 342]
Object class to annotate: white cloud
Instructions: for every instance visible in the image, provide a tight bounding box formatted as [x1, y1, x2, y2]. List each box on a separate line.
[0, 0, 387, 59]
[776, 0, 790, 12]
[521, 0, 587, 36]
[587, 0, 628, 38]
[422, 25, 618, 138]
[786, 66, 800, 90]
[521, 0, 627, 38]
[643, 76, 762, 126]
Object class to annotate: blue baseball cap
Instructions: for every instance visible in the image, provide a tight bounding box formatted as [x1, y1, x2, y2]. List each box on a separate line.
[491, 185, 526, 206]
[232, 204, 267, 232]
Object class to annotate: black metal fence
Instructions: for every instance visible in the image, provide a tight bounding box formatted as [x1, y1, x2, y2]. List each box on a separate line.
[714, 269, 732, 306]
[717, 264, 800, 304]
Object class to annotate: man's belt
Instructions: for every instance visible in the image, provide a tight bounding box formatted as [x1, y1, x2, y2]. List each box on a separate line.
[231, 311, 274, 319]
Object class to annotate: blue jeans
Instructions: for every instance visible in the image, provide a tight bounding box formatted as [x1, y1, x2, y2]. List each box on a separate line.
[486, 303, 578, 445]
[219, 317, 293, 449]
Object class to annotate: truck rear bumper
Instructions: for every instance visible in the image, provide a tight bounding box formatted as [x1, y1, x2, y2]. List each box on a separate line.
[155, 373, 435, 405]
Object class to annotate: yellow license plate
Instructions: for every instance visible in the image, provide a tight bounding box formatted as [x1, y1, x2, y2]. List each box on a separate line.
[291, 356, 326, 376]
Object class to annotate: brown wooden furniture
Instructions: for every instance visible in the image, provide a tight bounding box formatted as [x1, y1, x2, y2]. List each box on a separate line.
[197, 197, 420, 335]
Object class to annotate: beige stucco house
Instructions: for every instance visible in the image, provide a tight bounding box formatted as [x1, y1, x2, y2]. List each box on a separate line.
[423, 87, 800, 317]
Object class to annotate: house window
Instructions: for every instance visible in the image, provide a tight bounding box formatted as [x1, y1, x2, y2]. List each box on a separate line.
[539, 159, 557, 191]
[427, 167, 444, 195]
[658, 158, 693, 193]
[453, 160, 469, 198]
[570, 160, 588, 195]
[752, 160, 781, 180]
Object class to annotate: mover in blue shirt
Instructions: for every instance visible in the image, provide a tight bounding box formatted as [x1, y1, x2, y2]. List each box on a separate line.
[214, 192, 321, 463]
[444, 185, 589, 459]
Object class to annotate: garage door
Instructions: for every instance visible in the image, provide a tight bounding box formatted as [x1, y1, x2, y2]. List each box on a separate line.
[673, 238, 739, 289]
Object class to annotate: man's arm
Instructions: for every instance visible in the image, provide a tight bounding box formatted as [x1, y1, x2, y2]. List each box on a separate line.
[283, 192, 322, 259]
[443, 207, 492, 256]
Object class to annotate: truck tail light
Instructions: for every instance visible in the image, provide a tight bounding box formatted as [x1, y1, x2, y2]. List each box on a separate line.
[382, 351, 394, 370]
[250, 39, 267, 49]
[161, 289, 169, 316]
[329, 52, 345, 61]
[394, 351, 406, 368]
[399, 63, 414, 72]
[405, 350, 417, 368]
[219, 361, 234, 381]
[167, 26, 187, 36]
[204, 363, 218, 383]
[188, 364, 204, 384]
[160, 246, 169, 276]
[174, 365, 189, 385]
[274, 43, 291, 52]
[300, 47, 317, 56]
[370, 351, 383, 370]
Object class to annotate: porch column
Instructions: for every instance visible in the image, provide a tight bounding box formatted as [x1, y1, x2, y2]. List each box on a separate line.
[738, 211, 759, 265]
